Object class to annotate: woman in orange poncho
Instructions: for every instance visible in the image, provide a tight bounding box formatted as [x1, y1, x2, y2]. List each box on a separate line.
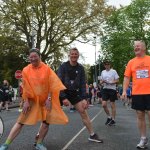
[0, 48, 68, 150]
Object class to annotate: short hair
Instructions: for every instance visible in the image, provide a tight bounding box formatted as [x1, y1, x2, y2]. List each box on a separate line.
[69, 47, 79, 54]
[103, 59, 111, 65]
[29, 48, 40, 56]
[134, 40, 146, 51]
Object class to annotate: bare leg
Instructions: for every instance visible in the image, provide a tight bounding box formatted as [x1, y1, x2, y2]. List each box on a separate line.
[102, 101, 110, 116]
[110, 102, 116, 120]
[75, 101, 94, 134]
[7, 123, 24, 142]
[37, 121, 49, 142]
[5, 101, 9, 111]
[0, 102, 3, 111]
[147, 111, 150, 128]
[136, 111, 146, 137]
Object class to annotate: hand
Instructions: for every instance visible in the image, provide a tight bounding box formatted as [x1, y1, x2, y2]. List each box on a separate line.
[63, 99, 70, 106]
[82, 99, 88, 109]
[101, 80, 106, 84]
[22, 100, 30, 114]
[121, 92, 127, 101]
[45, 98, 51, 111]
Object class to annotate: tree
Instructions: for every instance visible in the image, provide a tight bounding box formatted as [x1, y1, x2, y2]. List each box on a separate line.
[0, 0, 111, 64]
[100, 0, 150, 82]
[0, 35, 28, 86]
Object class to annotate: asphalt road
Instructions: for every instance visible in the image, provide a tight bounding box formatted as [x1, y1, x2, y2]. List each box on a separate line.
[0, 101, 150, 150]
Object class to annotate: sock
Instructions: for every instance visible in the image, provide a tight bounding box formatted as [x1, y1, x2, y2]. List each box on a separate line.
[37, 139, 42, 144]
[90, 133, 95, 136]
[141, 136, 146, 139]
[108, 116, 111, 119]
[5, 139, 12, 145]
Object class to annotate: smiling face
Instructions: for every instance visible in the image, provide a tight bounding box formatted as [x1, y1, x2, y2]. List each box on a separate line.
[134, 41, 146, 57]
[29, 52, 40, 67]
[69, 48, 79, 64]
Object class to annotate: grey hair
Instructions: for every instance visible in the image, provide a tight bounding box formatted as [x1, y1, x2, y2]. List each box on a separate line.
[69, 47, 79, 54]
[134, 40, 146, 50]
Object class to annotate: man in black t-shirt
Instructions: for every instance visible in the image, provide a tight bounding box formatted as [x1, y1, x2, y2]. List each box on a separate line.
[57, 48, 103, 143]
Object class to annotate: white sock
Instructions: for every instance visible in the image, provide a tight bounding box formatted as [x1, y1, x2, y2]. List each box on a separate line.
[90, 133, 95, 136]
[141, 136, 146, 139]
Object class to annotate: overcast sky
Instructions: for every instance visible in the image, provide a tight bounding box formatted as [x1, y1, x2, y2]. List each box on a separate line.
[72, 0, 132, 65]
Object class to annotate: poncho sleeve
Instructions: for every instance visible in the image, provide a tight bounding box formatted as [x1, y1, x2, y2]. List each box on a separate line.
[22, 68, 35, 101]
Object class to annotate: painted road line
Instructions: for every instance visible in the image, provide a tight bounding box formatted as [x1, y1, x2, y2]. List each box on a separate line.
[61, 109, 103, 150]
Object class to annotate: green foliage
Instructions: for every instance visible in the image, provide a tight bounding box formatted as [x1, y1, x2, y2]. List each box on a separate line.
[100, 0, 150, 82]
[0, 0, 111, 86]
[0, 35, 28, 87]
[0, 0, 110, 63]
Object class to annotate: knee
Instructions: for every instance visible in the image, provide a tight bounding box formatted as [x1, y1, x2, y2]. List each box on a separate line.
[111, 104, 116, 109]
[102, 102, 107, 108]
[42, 121, 49, 129]
[78, 108, 86, 114]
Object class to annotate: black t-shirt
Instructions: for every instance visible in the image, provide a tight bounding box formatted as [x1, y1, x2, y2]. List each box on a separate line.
[67, 62, 79, 81]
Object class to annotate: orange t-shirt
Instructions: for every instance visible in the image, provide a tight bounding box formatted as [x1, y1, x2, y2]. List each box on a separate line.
[124, 55, 150, 95]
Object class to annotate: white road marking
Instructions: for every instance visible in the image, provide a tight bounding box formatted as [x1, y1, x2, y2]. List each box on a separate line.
[61, 109, 103, 150]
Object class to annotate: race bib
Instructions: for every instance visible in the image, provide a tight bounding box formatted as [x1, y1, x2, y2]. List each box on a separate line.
[136, 70, 149, 79]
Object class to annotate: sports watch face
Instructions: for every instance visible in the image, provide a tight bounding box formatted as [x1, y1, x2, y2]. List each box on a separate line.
[0, 116, 4, 139]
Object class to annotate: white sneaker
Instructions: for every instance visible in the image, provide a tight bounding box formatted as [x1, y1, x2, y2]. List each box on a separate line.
[136, 138, 148, 149]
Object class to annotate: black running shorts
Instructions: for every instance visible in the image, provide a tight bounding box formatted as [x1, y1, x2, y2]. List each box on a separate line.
[102, 89, 117, 102]
[132, 95, 150, 111]
[65, 90, 83, 105]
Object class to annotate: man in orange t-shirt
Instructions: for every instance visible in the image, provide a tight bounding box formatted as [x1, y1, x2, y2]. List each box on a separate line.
[122, 41, 150, 149]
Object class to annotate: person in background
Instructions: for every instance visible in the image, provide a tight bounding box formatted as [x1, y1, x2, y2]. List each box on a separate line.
[100, 60, 119, 126]
[8, 85, 14, 104]
[122, 40, 150, 149]
[0, 84, 4, 112]
[126, 84, 132, 108]
[2, 80, 10, 111]
[57, 47, 103, 143]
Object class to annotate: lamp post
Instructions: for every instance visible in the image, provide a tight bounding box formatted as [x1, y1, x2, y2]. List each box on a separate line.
[98, 54, 101, 76]
[93, 36, 97, 85]
[31, 6, 35, 49]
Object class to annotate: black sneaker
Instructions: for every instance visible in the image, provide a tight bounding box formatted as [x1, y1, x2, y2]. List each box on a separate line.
[105, 118, 112, 125]
[88, 133, 103, 143]
[108, 120, 116, 126]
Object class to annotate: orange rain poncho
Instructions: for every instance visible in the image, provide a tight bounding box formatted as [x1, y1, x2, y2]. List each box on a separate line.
[17, 62, 68, 125]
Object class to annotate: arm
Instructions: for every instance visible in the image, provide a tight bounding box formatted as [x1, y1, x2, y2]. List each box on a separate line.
[57, 64, 67, 100]
[57, 64, 68, 105]
[122, 76, 130, 99]
[80, 66, 86, 99]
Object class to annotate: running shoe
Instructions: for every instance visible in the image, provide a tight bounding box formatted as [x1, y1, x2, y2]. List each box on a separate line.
[35, 143, 47, 150]
[88, 133, 103, 143]
[137, 138, 148, 149]
[105, 118, 112, 125]
[108, 120, 116, 126]
[0, 144, 8, 150]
